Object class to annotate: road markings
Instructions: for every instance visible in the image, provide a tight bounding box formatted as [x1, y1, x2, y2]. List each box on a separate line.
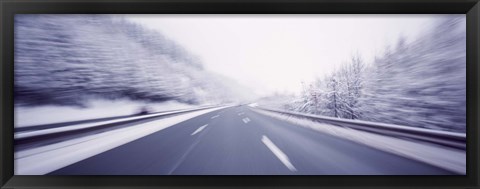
[211, 115, 220, 119]
[261, 135, 297, 172]
[242, 117, 251, 123]
[238, 112, 244, 116]
[191, 124, 208, 136]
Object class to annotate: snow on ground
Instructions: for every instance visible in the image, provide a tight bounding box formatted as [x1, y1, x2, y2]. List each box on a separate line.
[15, 105, 218, 139]
[15, 99, 198, 127]
[15, 106, 229, 175]
[251, 108, 466, 175]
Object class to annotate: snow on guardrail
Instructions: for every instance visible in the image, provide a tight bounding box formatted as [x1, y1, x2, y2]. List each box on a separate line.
[254, 107, 466, 150]
[15, 105, 224, 140]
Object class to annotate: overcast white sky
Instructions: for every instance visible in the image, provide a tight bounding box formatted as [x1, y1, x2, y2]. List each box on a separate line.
[126, 15, 440, 97]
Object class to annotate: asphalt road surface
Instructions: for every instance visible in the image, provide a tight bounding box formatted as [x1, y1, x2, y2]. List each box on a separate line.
[50, 105, 454, 175]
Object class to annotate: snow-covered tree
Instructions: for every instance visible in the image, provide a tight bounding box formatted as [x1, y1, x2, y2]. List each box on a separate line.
[335, 54, 365, 119]
[324, 73, 341, 118]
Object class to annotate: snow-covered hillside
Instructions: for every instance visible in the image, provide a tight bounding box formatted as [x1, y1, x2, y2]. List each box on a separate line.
[14, 15, 248, 108]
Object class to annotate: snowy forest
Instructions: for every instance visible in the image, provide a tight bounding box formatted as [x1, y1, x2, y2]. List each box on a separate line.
[258, 16, 466, 133]
[15, 15, 466, 133]
[14, 15, 250, 108]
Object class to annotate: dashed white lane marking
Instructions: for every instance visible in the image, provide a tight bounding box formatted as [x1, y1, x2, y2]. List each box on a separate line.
[191, 124, 208, 136]
[261, 135, 297, 172]
[238, 112, 244, 116]
[242, 117, 251, 123]
[211, 115, 220, 119]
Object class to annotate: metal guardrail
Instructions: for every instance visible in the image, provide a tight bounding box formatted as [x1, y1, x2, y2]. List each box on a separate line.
[14, 105, 225, 149]
[255, 107, 466, 150]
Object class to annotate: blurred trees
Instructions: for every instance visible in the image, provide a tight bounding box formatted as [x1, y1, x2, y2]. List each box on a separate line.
[14, 15, 243, 107]
[359, 16, 466, 132]
[290, 16, 466, 132]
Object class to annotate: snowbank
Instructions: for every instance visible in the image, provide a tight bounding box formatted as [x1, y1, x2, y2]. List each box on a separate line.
[15, 99, 197, 127]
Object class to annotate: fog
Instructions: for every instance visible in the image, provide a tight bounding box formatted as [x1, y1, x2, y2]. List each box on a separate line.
[127, 15, 437, 96]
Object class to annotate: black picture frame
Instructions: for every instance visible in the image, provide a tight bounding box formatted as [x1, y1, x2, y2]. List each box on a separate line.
[1, 0, 479, 188]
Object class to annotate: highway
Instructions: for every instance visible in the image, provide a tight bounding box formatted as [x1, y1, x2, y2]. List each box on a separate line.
[47, 105, 454, 175]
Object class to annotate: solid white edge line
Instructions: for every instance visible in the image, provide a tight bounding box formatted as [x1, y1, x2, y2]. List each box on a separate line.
[191, 124, 208, 136]
[261, 135, 297, 172]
